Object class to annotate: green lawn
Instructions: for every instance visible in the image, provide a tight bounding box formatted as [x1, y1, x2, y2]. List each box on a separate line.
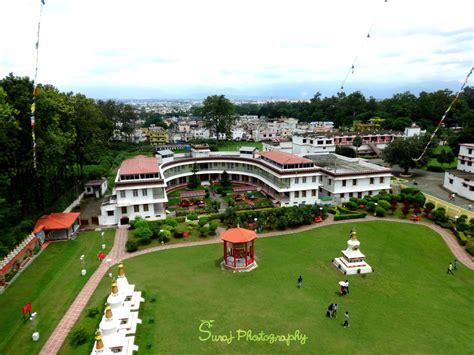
[0, 229, 115, 355]
[60, 222, 473, 354]
[217, 141, 262, 151]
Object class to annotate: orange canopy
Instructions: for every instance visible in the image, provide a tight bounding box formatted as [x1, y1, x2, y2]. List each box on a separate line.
[33, 212, 80, 233]
[220, 227, 256, 243]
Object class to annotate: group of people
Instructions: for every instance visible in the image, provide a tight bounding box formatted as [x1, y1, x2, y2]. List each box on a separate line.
[448, 193, 456, 201]
[326, 303, 338, 318]
[447, 259, 458, 274]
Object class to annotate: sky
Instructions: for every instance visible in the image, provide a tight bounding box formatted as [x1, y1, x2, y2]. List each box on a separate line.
[0, 0, 473, 99]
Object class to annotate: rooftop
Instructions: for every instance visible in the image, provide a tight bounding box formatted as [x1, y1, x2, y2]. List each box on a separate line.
[119, 155, 160, 175]
[156, 149, 174, 156]
[460, 143, 474, 148]
[33, 212, 80, 233]
[220, 227, 257, 243]
[240, 146, 258, 152]
[260, 151, 313, 165]
[85, 179, 106, 187]
[307, 153, 388, 174]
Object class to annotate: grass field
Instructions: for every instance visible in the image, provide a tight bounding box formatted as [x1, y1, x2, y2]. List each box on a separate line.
[0, 230, 115, 355]
[217, 141, 262, 151]
[60, 222, 473, 354]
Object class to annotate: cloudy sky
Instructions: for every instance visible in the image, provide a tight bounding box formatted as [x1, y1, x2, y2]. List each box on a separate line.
[0, 0, 472, 99]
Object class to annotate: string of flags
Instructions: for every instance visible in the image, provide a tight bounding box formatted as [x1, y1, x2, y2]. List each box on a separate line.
[339, 0, 388, 92]
[31, 0, 45, 170]
[412, 66, 474, 162]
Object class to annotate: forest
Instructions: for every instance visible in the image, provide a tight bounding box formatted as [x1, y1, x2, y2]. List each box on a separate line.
[1, 72, 473, 257]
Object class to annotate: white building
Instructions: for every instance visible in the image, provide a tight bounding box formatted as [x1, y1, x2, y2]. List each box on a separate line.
[100, 147, 391, 225]
[443, 143, 474, 201]
[292, 134, 336, 154]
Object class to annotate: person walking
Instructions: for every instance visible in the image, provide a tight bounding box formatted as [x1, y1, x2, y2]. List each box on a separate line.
[343, 311, 349, 328]
[332, 303, 338, 318]
[345, 280, 350, 294]
[447, 262, 454, 275]
[298, 275, 303, 288]
[453, 259, 458, 271]
[327, 304, 334, 318]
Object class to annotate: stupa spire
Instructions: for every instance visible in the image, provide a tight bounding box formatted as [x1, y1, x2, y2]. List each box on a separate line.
[350, 228, 357, 240]
[111, 279, 119, 295]
[105, 304, 112, 320]
[95, 330, 104, 351]
[118, 262, 125, 278]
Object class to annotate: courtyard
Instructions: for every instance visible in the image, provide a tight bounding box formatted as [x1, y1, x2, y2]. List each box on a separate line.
[60, 221, 473, 354]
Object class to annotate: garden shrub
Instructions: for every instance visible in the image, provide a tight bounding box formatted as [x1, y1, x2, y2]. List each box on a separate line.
[425, 202, 435, 210]
[187, 212, 198, 220]
[135, 226, 153, 239]
[126, 241, 138, 252]
[456, 231, 468, 246]
[69, 328, 89, 347]
[209, 221, 218, 233]
[207, 213, 223, 221]
[198, 217, 209, 227]
[174, 226, 187, 238]
[165, 218, 178, 227]
[86, 307, 100, 318]
[334, 212, 367, 221]
[377, 200, 391, 210]
[466, 245, 474, 256]
[435, 220, 453, 229]
[139, 237, 152, 246]
[427, 165, 445, 172]
[374, 206, 386, 217]
[159, 229, 171, 243]
[345, 201, 358, 210]
[175, 216, 186, 223]
[366, 201, 376, 211]
[199, 226, 209, 237]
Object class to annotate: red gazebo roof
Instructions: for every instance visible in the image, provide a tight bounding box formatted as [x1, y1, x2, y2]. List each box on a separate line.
[220, 227, 256, 243]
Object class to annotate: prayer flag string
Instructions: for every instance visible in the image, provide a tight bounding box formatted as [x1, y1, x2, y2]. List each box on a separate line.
[412, 66, 474, 162]
[31, 0, 45, 170]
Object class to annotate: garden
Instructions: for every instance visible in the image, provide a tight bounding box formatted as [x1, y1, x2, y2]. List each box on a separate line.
[0, 230, 115, 355]
[60, 222, 474, 354]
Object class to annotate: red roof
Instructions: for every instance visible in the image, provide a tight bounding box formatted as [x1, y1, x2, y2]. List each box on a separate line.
[119, 155, 160, 175]
[260, 151, 313, 165]
[220, 227, 257, 243]
[33, 212, 80, 233]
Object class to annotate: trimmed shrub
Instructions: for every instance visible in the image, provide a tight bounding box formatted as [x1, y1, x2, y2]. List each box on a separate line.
[466, 245, 474, 256]
[207, 213, 223, 221]
[174, 226, 187, 238]
[345, 201, 358, 210]
[175, 216, 186, 223]
[69, 328, 90, 347]
[126, 241, 138, 252]
[427, 165, 445, 172]
[366, 202, 376, 212]
[86, 308, 100, 318]
[374, 206, 386, 217]
[199, 226, 209, 237]
[198, 217, 209, 227]
[377, 200, 391, 210]
[209, 221, 219, 233]
[135, 226, 153, 239]
[187, 212, 198, 221]
[334, 212, 367, 221]
[456, 231, 468, 246]
[165, 218, 178, 227]
[425, 202, 435, 210]
[139, 237, 152, 246]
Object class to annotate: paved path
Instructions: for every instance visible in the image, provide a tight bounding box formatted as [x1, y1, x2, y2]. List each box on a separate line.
[41, 216, 473, 354]
[39, 227, 128, 355]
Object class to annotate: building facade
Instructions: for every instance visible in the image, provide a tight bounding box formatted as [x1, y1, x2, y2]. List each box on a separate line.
[443, 143, 474, 201]
[99, 147, 391, 225]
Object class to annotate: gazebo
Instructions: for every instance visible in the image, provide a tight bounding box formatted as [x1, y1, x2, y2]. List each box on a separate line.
[220, 227, 257, 272]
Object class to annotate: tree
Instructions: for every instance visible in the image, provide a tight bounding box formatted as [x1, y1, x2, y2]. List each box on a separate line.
[436, 149, 455, 168]
[383, 135, 431, 175]
[353, 136, 362, 155]
[188, 163, 201, 188]
[335, 146, 356, 158]
[201, 95, 236, 140]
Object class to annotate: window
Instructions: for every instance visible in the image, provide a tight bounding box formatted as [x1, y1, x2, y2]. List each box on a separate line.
[342, 180, 346, 187]
[295, 191, 300, 198]
[352, 179, 357, 186]
[302, 177, 306, 183]
[328, 179, 332, 185]
[319, 176, 323, 182]
[312, 176, 316, 183]
[302, 191, 307, 197]
[133, 189, 138, 197]
[468, 162, 472, 166]
[312, 190, 316, 196]
[107, 210, 114, 216]
[120, 191, 126, 198]
[303, 139, 307, 143]
[295, 177, 299, 184]
[121, 207, 127, 214]
[370, 178, 374, 184]
[461, 160, 465, 165]
[380, 177, 384, 183]
[349, 192, 353, 197]
[469, 149, 472, 154]
[142, 189, 148, 196]
[449, 178, 453, 184]
[134, 205, 139, 213]
[144, 204, 149, 212]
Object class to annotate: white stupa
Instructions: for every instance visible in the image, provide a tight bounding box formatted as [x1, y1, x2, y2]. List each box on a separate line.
[333, 228, 373, 275]
[91, 263, 143, 355]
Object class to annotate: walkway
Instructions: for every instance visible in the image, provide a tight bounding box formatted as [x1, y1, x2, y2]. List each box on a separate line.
[40, 215, 473, 354]
[39, 227, 128, 355]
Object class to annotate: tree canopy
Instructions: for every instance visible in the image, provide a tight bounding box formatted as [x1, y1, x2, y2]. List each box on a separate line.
[201, 95, 236, 140]
[383, 135, 432, 174]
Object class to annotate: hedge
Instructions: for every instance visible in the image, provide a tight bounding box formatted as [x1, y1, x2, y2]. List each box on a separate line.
[456, 231, 468, 246]
[334, 212, 367, 221]
[426, 165, 445, 172]
[466, 245, 474, 256]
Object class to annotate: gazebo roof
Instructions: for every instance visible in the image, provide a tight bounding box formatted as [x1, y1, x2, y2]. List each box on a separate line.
[220, 227, 256, 243]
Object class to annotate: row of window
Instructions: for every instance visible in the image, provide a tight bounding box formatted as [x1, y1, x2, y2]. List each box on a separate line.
[107, 204, 150, 216]
[119, 189, 148, 198]
[294, 176, 320, 184]
[448, 178, 474, 191]
[302, 138, 333, 145]
[294, 190, 317, 198]
[460, 160, 473, 166]
[120, 173, 160, 180]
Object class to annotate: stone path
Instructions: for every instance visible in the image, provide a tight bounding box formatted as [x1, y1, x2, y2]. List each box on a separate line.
[40, 216, 473, 354]
[39, 227, 128, 355]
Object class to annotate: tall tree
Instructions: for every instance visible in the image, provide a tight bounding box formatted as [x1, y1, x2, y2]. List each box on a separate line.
[353, 136, 362, 155]
[383, 136, 431, 174]
[201, 95, 236, 140]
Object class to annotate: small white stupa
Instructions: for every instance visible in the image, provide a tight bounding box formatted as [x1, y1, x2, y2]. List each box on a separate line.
[333, 228, 373, 275]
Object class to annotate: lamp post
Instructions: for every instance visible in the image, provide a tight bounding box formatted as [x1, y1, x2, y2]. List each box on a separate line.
[101, 231, 105, 250]
[30, 312, 39, 341]
[374, 202, 378, 217]
[160, 229, 164, 245]
[319, 207, 323, 216]
[106, 258, 112, 277]
[254, 218, 258, 233]
[80, 255, 86, 276]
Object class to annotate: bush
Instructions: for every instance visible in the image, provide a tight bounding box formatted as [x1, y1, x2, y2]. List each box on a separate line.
[215, 186, 223, 194]
[366, 202, 376, 211]
[209, 221, 219, 233]
[165, 218, 178, 227]
[174, 226, 187, 238]
[466, 245, 474, 256]
[427, 165, 445, 172]
[187, 212, 198, 221]
[139, 237, 152, 246]
[159, 229, 171, 242]
[334, 212, 367, 221]
[425, 202, 435, 210]
[377, 200, 391, 210]
[198, 217, 209, 227]
[374, 206, 386, 217]
[69, 328, 90, 347]
[207, 213, 223, 221]
[86, 307, 100, 318]
[175, 216, 186, 223]
[126, 241, 138, 252]
[456, 231, 468, 246]
[435, 220, 453, 229]
[135, 226, 153, 239]
[345, 201, 358, 210]
[199, 226, 209, 237]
